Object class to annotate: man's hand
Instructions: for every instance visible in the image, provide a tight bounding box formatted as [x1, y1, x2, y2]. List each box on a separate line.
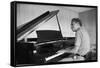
[57, 49, 67, 53]
[57, 49, 72, 53]
[57, 46, 78, 54]
[70, 49, 78, 54]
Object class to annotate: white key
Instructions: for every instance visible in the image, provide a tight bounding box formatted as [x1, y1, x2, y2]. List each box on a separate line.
[45, 52, 65, 61]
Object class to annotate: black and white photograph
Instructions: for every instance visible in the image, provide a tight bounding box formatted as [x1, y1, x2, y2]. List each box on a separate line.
[11, 1, 97, 67]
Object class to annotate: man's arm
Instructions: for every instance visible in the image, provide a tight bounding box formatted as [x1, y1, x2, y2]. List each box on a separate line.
[57, 32, 81, 54]
[71, 32, 81, 54]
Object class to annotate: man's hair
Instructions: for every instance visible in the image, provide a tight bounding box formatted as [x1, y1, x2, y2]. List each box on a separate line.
[71, 18, 82, 26]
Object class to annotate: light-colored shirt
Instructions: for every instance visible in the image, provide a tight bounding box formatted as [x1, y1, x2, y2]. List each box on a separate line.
[75, 27, 90, 56]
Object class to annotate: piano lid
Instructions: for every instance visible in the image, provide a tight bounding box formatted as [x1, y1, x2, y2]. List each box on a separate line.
[17, 10, 59, 41]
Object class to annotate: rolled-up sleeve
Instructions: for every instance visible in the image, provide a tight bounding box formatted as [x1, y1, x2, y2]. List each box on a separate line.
[74, 32, 82, 52]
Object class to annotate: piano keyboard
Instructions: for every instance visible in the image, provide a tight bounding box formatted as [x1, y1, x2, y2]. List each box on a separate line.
[45, 47, 73, 62]
[45, 51, 65, 61]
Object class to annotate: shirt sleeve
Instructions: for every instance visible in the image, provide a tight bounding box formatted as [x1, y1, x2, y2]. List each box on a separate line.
[74, 31, 82, 52]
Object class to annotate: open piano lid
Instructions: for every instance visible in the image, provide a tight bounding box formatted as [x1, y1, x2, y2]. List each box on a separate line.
[17, 10, 59, 42]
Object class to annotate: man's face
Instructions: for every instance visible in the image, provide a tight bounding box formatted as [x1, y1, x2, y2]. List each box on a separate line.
[71, 22, 80, 32]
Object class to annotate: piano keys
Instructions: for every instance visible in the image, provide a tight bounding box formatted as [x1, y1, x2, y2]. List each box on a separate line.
[45, 50, 66, 61]
[45, 49, 73, 63]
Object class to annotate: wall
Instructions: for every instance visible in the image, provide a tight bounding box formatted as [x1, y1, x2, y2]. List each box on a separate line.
[79, 9, 97, 44]
[17, 4, 79, 38]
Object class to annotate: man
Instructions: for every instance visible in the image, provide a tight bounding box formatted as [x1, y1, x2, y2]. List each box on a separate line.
[58, 18, 90, 61]
[70, 18, 90, 61]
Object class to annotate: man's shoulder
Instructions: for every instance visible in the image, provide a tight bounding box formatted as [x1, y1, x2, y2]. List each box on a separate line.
[76, 27, 87, 37]
[76, 28, 82, 35]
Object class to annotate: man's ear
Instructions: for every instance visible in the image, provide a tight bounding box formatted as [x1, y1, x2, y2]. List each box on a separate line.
[76, 23, 80, 27]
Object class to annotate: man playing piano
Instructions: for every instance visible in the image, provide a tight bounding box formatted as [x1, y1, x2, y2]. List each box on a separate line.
[58, 18, 90, 61]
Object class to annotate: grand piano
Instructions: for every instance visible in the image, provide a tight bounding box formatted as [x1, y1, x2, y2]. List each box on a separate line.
[16, 10, 75, 66]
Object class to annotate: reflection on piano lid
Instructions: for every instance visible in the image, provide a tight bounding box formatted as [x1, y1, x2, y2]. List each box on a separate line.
[35, 40, 68, 46]
[17, 10, 59, 42]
